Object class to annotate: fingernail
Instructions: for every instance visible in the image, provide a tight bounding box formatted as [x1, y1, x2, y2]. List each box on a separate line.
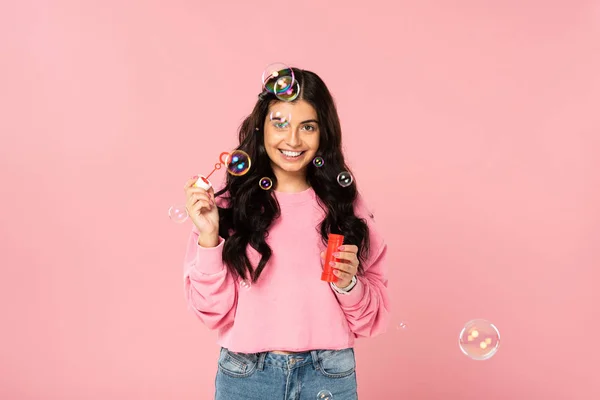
[338, 246, 344, 251]
[329, 261, 335, 266]
[192, 175, 198, 179]
[333, 270, 339, 275]
[332, 252, 340, 257]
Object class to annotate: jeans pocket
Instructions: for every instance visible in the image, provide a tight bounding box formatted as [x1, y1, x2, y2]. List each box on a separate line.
[217, 348, 258, 378]
[317, 348, 356, 379]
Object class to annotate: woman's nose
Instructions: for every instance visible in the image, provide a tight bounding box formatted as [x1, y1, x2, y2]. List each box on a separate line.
[285, 128, 301, 146]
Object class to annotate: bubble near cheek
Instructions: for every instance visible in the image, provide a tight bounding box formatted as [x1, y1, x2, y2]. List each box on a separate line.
[259, 177, 273, 190]
[312, 157, 324, 167]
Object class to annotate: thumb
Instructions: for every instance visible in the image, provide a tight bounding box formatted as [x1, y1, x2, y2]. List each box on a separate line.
[207, 186, 215, 201]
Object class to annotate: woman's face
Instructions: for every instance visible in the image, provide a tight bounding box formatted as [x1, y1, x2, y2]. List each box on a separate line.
[263, 99, 320, 179]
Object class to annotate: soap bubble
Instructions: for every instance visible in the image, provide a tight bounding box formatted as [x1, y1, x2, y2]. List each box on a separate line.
[317, 390, 333, 400]
[275, 79, 300, 101]
[262, 63, 294, 94]
[312, 157, 324, 167]
[259, 177, 273, 190]
[239, 280, 252, 291]
[397, 321, 408, 330]
[337, 171, 353, 187]
[459, 319, 501, 360]
[168, 205, 188, 223]
[270, 111, 292, 129]
[226, 150, 251, 176]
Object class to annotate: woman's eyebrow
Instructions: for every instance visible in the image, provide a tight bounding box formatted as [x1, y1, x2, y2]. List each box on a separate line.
[299, 119, 319, 124]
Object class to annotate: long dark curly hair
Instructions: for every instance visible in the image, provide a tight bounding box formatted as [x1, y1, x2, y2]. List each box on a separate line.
[215, 67, 370, 283]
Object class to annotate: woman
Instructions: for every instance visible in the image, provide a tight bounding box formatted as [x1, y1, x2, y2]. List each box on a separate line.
[182, 67, 391, 399]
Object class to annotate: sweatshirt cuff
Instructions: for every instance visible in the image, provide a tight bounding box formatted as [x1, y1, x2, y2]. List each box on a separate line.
[333, 277, 365, 307]
[193, 236, 226, 275]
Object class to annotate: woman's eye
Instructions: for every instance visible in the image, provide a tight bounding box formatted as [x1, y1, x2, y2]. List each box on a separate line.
[273, 121, 289, 129]
[302, 125, 316, 132]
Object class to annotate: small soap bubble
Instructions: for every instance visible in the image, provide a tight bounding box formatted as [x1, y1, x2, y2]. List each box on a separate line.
[459, 319, 500, 360]
[262, 63, 295, 94]
[168, 205, 188, 223]
[226, 150, 251, 176]
[317, 390, 333, 400]
[337, 171, 353, 187]
[270, 111, 292, 129]
[312, 157, 324, 167]
[239, 279, 252, 291]
[259, 177, 273, 190]
[275, 79, 300, 101]
[397, 321, 408, 330]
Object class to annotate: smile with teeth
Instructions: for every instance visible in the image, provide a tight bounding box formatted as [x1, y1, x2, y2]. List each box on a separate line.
[279, 149, 305, 158]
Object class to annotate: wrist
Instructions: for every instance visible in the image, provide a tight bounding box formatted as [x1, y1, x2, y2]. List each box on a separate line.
[197, 232, 219, 248]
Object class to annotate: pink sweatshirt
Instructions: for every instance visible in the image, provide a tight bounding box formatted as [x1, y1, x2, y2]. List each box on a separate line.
[183, 187, 391, 353]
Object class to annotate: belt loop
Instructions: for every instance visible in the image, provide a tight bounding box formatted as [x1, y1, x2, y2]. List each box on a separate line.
[257, 351, 267, 371]
[310, 350, 320, 370]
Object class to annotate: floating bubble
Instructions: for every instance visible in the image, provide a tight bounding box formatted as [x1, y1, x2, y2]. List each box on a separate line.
[262, 63, 295, 94]
[275, 80, 300, 102]
[317, 390, 333, 400]
[168, 205, 188, 223]
[337, 171, 353, 187]
[397, 321, 408, 330]
[259, 177, 273, 190]
[270, 111, 292, 129]
[459, 319, 500, 360]
[312, 157, 324, 167]
[239, 279, 252, 291]
[226, 150, 251, 176]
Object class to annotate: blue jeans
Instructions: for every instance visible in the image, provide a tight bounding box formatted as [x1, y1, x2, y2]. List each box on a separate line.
[215, 347, 358, 400]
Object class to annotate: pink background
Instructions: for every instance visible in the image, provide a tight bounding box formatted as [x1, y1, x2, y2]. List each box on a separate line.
[1, 1, 599, 399]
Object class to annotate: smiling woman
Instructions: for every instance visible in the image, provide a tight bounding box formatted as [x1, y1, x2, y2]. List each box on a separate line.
[182, 67, 390, 400]
[264, 99, 321, 190]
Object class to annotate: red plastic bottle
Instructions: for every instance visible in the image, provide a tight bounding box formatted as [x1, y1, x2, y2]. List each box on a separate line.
[321, 233, 344, 283]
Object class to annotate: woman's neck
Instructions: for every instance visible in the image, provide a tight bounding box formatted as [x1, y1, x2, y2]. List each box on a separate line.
[274, 180, 310, 193]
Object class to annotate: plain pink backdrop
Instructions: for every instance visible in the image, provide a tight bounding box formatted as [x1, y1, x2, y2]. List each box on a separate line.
[1, 1, 599, 399]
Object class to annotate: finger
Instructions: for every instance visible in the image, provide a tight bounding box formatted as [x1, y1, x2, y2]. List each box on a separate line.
[189, 199, 212, 214]
[332, 251, 358, 264]
[320, 251, 325, 259]
[333, 269, 353, 282]
[187, 192, 211, 207]
[187, 193, 214, 210]
[338, 244, 358, 253]
[330, 261, 356, 274]
[187, 188, 213, 201]
[184, 176, 200, 190]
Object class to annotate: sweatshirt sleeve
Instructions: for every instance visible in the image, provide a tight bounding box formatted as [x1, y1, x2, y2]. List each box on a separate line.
[333, 195, 392, 338]
[183, 226, 238, 331]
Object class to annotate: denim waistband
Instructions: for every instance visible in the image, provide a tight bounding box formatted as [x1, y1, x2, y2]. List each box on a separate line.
[258, 350, 320, 371]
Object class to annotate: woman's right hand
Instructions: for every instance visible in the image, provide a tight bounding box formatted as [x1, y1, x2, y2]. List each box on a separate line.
[184, 177, 219, 236]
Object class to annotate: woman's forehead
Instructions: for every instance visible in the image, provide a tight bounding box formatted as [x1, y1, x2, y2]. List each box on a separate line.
[268, 100, 317, 119]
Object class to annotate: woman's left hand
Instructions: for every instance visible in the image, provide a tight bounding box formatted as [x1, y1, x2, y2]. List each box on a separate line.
[320, 244, 359, 289]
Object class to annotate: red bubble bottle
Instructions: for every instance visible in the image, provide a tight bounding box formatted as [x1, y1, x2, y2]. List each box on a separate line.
[321, 233, 344, 283]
